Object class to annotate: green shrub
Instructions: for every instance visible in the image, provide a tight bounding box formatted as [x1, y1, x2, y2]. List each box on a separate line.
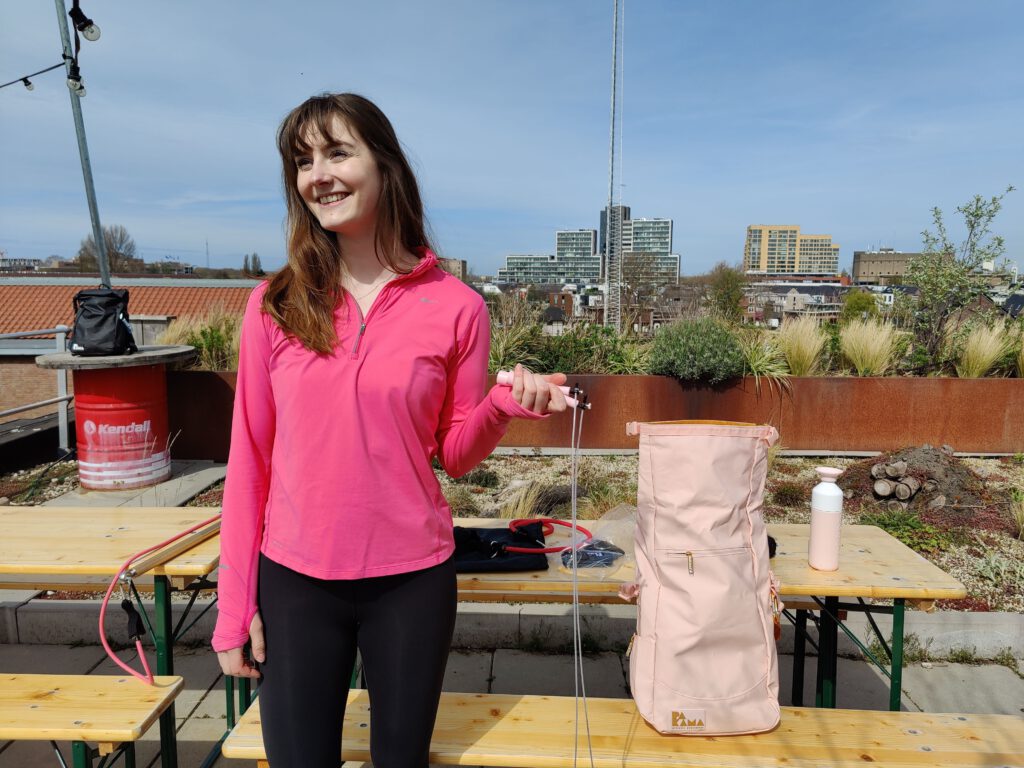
[771, 481, 807, 507]
[860, 506, 954, 553]
[649, 318, 744, 386]
[457, 467, 500, 488]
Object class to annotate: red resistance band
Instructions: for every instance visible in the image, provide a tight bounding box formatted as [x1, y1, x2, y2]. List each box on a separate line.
[504, 518, 593, 554]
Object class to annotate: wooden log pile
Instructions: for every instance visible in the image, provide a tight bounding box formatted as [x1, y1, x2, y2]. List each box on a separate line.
[870, 460, 938, 510]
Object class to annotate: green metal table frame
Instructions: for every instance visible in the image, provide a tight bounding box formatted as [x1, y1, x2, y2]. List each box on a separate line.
[789, 596, 906, 710]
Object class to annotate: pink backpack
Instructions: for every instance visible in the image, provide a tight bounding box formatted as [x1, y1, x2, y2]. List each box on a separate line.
[623, 420, 782, 736]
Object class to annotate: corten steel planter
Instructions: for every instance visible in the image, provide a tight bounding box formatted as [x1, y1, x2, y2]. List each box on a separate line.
[165, 371, 1024, 458]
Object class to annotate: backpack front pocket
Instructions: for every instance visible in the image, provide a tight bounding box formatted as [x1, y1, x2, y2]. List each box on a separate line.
[653, 547, 769, 700]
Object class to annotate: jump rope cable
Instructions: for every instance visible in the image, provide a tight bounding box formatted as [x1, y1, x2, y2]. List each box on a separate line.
[99, 514, 221, 684]
[569, 401, 596, 768]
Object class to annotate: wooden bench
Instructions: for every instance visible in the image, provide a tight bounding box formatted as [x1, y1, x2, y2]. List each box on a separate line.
[0, 674, 183, 768]
[222, 689, 1024, 768]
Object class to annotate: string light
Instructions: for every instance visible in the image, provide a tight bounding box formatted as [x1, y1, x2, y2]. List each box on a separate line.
[66, 62, 85, 96]
[68, 2, 100, 42]
[0, 61, 68, 93]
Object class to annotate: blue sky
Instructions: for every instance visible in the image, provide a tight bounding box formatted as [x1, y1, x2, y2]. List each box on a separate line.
[1, 1, 1021, 276]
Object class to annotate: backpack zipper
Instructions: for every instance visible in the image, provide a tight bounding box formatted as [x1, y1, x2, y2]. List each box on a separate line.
[665, 546, 751, 575]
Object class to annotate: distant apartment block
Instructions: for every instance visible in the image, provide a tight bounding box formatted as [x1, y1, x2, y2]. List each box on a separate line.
[624, 218, 673, 255]
[496, 253, 600, 285]
[622, 252, 680, 285]
[438, 257, 468, 281]
[599, 205, 631, 280]
[852, 248, 917, 285]
[556, 229, 597, 260]
[743, 225, 839, 276]
[0, 257, 42, 272]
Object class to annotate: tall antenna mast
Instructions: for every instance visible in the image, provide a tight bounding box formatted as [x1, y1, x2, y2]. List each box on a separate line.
[604, 0, 622, 330]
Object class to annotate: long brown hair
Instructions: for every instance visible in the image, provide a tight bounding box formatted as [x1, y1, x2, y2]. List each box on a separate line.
[263, 93, 434, 353]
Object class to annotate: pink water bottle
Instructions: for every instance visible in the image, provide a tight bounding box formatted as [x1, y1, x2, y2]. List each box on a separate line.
[808, 467, 843, 571]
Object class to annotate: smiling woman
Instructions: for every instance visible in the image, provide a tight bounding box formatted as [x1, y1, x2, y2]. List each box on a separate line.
[211, 92, 571, 768]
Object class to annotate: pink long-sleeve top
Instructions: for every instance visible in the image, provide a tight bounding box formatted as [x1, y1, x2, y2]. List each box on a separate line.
[212, 250, 543, 652]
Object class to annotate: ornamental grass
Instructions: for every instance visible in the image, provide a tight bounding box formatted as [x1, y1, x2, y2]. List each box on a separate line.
[953, 321, 1010, 378]
[777, 316, 827, 376]
[840, 319, 899, 376]
[737, 328, 790, 396]
[157, 304, 241, 371]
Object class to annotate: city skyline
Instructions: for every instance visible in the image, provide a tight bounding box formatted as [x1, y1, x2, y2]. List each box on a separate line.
[1, 1, 1021, 276]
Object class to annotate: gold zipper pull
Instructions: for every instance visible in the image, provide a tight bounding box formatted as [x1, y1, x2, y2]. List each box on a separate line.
[685, 551, 694, 575]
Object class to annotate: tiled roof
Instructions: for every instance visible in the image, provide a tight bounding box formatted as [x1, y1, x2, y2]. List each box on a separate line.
[0, 282, 260, 336]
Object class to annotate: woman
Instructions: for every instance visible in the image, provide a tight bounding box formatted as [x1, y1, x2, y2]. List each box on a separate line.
[212, 92, 568, 768]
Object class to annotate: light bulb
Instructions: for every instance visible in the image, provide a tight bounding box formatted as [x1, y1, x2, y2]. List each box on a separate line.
[22, 78, 34, 91]
[69, 6, 101, 42]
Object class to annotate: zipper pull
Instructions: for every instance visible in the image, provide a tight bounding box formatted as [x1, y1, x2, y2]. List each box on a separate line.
[351, 322, 367, 355]
[685, 551, 694, 575]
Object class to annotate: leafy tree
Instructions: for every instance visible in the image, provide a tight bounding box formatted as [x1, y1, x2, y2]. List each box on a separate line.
[707, 262, 746, 324]
[76, 224, 139, 273]
[249, 252, 265, 276]
[242, 254, 251, 274]
[906, 186, 1015, 368]
[839, 289, 879, 324]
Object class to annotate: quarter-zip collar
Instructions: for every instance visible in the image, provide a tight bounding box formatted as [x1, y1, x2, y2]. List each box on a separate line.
[348, 248, 439, 357]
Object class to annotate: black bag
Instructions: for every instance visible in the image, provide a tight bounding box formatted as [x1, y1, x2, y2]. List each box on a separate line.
[69, 287, 139, 356]
[452, 521, 549, 573]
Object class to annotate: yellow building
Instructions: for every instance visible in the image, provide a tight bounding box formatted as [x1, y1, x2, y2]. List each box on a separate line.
[743, 225, 839, 276]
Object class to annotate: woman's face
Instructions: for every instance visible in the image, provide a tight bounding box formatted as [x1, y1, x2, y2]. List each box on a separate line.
[294, 116, 383, 238]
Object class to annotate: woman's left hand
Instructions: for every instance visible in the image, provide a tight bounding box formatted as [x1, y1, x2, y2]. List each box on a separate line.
[509, 363, 568, 415]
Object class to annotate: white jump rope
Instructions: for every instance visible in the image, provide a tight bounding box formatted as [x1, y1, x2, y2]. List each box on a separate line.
[497, 371, 595, 768]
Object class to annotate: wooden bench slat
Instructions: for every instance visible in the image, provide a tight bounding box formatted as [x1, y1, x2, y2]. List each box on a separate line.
[222, 690, 1024, 768]
[0, 674, 183, 743]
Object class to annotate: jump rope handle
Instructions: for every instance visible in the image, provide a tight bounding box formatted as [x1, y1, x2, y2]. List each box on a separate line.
[495, 370, 591, 410]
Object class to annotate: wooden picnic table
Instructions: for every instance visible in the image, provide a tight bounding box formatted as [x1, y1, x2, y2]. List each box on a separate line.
[0, 506, 221, 768]
[452, 514, 967, 710]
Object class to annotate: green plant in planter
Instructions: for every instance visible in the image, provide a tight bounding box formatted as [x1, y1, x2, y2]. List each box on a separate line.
[950, 320, 1011, 378]
[158, 307, 241, 371]
[737, 328, 789, 395]
[777, 316, 827, 376]
[840, 319, 901, 376]
[649, 317, 744, 386]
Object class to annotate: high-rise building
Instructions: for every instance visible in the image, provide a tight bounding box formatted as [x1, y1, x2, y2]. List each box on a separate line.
[556, 229, 597, 260]
[743, 225, 839, 276]
[623, 218, 673, 255]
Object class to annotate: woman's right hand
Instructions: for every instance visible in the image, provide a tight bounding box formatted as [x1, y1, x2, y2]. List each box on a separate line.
[216, 611, 265, 679]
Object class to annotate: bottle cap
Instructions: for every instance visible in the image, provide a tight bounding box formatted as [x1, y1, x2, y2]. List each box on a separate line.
[815, 466, 842, 483]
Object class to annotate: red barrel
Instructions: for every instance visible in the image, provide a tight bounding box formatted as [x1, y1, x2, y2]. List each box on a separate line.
[74, 365, 171, 490]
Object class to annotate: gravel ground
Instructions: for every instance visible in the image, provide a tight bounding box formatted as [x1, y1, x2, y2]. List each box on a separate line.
[4, 453, 1022, 611]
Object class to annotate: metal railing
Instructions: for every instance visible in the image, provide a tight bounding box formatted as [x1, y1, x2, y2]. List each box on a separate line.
[0, 325, 72, 451]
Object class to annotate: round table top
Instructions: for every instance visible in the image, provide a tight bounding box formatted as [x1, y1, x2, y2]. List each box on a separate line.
[35, 345, 197, 370]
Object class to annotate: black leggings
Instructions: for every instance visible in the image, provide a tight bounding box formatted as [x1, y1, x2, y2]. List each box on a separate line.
[256, 553, 457, 768]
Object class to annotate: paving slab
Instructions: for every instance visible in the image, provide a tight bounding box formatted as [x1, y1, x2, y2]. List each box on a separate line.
[443, 649, 492, 693]
[0, 642, 106, 673]
[42, 459, 225, 507]
[491, 649, 629, 698]
[900, 662, 1024, 715]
